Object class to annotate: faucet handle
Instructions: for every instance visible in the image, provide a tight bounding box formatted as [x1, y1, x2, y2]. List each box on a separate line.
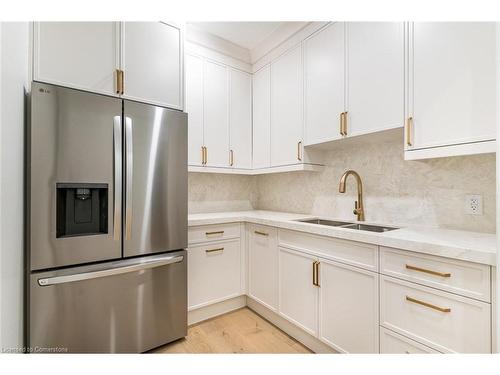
[353, 201, 359, 215]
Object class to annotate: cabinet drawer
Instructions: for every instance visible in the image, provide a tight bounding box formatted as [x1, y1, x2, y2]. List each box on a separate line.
[188, 223, 241, 245]
[279, 229, 378, 271]
[188, 239, 241, 310]
[380, 247, 490, 302]
[380, 328, 440, 353]
[380, 275, 491, 353]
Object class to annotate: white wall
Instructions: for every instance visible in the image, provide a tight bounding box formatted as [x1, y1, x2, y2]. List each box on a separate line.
[495, 21, 500, 354]
[0, 22, 29, 351]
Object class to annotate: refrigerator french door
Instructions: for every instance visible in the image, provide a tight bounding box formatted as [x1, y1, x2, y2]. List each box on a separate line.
[28, 82, 188, 353]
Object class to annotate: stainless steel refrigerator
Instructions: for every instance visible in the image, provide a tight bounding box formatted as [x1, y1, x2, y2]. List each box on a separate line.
[27, 82, 188, 353]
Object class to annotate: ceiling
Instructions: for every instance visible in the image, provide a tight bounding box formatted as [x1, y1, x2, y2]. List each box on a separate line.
[189, 22, 285, 50]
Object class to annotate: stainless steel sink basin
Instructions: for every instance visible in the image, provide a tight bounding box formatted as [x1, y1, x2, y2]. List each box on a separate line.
[341, 223, 399, 233]
[298, 219, 354, 227]
[296, 218, 399, 233]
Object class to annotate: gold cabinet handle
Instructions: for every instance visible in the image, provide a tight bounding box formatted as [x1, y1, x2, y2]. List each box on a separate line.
[204, 146, 208, 165]
[405, 264, 451, 278]
[343, 111, 348, 136]
[312, 261, 317, 286]
[339, 112, 348, 136]
[312, 261, 320, 287]
[405, 296, 451, 313]
[205, 247, 224, 254]
[229, 149, 234, 166]
[297, 141, 302, 161]
[205, 230, 224, 236]
[254, 230, 269, 236]
[339, 112, 344, 136]
[201, 146, 207, 165]
[406, 117, 413, 146]
[316, 261, 320, 287]
[120, 70, 124, 95]
[115, 69, 122, 95]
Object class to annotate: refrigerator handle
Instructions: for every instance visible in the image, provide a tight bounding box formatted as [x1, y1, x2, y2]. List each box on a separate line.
[113, 116, 122, 241]
[37, 254, 184, 286]
[125, 117, 133, 240]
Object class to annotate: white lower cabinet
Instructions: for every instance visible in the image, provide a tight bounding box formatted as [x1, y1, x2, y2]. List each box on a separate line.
[319, 259, 379, 353]
[278, 247, 318, 336]
[188, 223, 493, 354]
[188, 239, 241, 310]
[380, 328, 440, 354]
[380, 275, 491, 353]
[248, 224, 279, 311]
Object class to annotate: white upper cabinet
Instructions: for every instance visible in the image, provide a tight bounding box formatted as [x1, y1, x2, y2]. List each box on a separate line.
[33, 22, 184, 109]
[34, 22, 119, 96]
[252, 65, 271, 169]
[203, 60, 230, 168]
[185, 54, 204, 166]
[271, 45, 304, 167]
[185, 54, 252, 170]
[346, 22, 404, 137]
[121, 22, 182, 109]
[406, 22, 496, 158]
[304, 22, 345, 145]
[229, 69, 253, 169]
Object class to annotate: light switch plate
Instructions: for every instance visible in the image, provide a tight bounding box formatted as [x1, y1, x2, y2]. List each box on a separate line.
[465, 194, 483, 215]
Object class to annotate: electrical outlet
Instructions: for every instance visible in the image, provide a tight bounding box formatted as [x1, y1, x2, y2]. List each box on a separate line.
[465, 194, 483, 215]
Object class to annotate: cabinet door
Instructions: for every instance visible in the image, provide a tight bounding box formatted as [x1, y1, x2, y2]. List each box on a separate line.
[204, 60, 230, 167]
[319, 259, 379, 353]
[252, 65, 271, 169]
[188, 240, 241, 310]
[279, 248, 318, 336]
[122, 22, 182, 109]
[271, 45, 303, 167]
[409, 22, 496, 150]
[304, 22, 345, 145]
[229, 69, 252, 169]
[185, 54, 204, 166]
[34, 22, 118, 96]
[248, 225, 278, 311]
[346, 22, 404, 136]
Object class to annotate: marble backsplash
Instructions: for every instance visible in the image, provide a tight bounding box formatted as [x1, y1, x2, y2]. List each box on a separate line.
[189, 138, 496, 233]
[188, 172, 258, 213]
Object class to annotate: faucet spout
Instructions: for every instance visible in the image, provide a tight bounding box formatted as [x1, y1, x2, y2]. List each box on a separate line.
[338, 170, 365, 221]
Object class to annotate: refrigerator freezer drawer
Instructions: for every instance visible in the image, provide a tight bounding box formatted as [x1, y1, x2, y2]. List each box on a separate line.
[29, 250, 187, 353]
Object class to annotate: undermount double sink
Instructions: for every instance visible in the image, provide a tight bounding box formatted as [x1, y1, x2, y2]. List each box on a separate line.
[296, 218, 399, 233]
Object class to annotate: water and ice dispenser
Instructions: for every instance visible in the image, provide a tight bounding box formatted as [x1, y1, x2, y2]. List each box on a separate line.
[56, 183, 108, 238]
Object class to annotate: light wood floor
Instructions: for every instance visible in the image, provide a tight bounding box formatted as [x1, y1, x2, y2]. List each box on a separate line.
[151, 307, 313, 354]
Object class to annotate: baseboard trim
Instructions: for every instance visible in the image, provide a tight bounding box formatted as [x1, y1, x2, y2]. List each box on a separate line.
[246, 297, 337, 354]
[188, 295, 246, 325]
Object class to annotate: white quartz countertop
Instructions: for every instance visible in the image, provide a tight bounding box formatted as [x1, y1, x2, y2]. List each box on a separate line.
[188, 210, 497, 266]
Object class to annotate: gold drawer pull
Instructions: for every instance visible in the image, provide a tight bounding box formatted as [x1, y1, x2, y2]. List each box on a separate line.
[205, 248, 224, 254]
[405, 296, 451, 313]
[405, 264, 451, 278]
[254, 230, 269, 236]
[205, 231, 224, 236]
[297, 141, 302, 161]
